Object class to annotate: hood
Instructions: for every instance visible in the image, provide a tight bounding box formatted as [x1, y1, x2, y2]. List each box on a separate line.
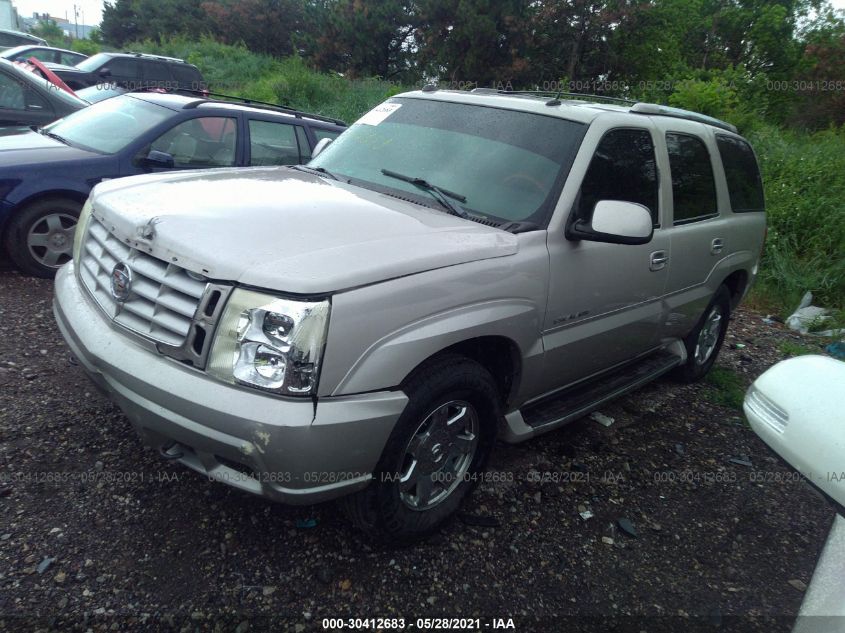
[0, 129, 99, 167]
[90, 167, 519, 294]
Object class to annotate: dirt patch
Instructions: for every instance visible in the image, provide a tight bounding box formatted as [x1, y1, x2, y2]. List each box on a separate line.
[0, 269, 834, 632]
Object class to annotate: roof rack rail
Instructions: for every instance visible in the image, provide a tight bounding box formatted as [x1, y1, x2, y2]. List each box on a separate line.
[122, 51, 186, 63]
[176, 88, 346, 127]
[470, 87, 636, 106]
[630, 102, 738, 133]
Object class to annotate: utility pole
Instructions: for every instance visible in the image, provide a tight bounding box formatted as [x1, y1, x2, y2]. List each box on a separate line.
[74, 4, 79, 39]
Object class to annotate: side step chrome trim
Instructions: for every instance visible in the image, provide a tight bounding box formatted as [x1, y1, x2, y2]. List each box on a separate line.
[501, 348, 684, 443]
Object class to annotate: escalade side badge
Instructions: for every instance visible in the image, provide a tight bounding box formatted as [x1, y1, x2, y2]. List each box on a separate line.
[111, 263, 132, 303]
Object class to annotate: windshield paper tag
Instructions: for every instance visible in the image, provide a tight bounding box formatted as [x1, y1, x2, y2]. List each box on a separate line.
[357, 103, 402, 126]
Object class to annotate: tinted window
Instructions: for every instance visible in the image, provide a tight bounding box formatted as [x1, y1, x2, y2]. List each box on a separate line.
[102, 58, 142, 79]
[716, 135, 764, 213]
[310, 98, 586, 224]
[150, 117, 237, 167]
[0, 71, 25, 109]
[576, 128, 659, 224]
[314, 128, 340, 143]
[170, 64, 202, 87]
[666, 132, 718, 223]
[249, 120, 303, 166]
[142, 61, 171, 83]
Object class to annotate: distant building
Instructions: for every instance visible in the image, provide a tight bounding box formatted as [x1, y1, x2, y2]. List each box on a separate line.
[22, 11, 98, 39]
[0, 0, 22, 31]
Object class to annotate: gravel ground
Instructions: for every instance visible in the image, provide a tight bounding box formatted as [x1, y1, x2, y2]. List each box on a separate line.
[0, 264, 836, 633]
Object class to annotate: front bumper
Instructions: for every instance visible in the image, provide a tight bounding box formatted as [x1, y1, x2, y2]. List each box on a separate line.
[53, 263, 408, 504]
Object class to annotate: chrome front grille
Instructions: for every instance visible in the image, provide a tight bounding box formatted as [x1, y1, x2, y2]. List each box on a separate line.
[78, 216, 207, 347]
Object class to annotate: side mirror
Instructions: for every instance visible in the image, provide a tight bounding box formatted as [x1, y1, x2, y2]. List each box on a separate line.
[312, 137, 333, 158]
[98, 67, 112, 78]
[567, 200, 654, 245]
[143, 150, 175, 168]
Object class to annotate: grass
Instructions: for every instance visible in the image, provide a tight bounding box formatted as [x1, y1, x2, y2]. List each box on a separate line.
[749, 125, 845, 316]
[778, 340, 821, 357]
[126, 36, 404, 124]
[704, 367, 746, 410]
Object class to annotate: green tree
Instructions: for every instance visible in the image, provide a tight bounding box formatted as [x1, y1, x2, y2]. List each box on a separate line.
[31, 19, 66, 46]
[102, 0, 211, 46]
[308, 0, 413, 78]
[413, 0, 533, 86]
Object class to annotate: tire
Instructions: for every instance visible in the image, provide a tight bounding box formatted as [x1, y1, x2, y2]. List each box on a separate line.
[4, 198, 81, 278]
[672, 285, 732, 383]
[342, 353, 500, 543]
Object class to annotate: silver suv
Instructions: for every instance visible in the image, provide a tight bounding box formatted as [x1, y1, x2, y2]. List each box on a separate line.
[53, 89, 767, 540]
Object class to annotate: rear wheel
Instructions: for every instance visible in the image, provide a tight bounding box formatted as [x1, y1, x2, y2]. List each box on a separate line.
[342, 354, 499, 542]
[4, 198, 81, 278]
[673, 285, 732, 383]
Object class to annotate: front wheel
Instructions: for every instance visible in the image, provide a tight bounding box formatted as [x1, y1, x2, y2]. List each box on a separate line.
[342, 354, 499, 542]
[5, 198, 81, 278]
[673, 285, 732, 383]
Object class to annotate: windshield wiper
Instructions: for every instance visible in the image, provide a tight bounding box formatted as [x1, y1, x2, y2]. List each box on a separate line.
[380, 168, 468, 218]
[291, 164, 340, 181]
[41, 130, 70, 146]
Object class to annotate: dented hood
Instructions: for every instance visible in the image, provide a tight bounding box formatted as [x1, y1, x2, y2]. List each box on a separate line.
[89, 167, 518, 294]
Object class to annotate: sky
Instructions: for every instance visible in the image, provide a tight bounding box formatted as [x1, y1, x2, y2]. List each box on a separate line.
[15, 0, 104, 26]
[11, 0, 845, 29]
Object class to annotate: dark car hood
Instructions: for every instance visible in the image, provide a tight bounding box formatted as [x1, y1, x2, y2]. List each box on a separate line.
[0, 129, 100, 167]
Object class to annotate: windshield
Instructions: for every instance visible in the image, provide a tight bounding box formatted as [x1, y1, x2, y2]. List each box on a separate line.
[42, 95, 171, 154]
[74, 53, 111, 72]
[309, 97, 586, 225]
[76, 84, 127, 104]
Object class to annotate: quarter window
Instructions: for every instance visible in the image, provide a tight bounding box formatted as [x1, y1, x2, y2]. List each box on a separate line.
[576, 128, 659, 225]
[666, 132, 718, 223]
[716, 135, 764, 212]
[249, 120, 303, 166]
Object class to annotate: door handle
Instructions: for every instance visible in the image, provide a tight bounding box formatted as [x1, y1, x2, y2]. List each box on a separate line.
[650, 250, 668, 271]
[711, 238, 724, 254]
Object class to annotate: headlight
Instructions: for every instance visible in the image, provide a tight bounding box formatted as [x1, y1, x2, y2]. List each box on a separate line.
[72, 198, 94, 263]
[207, 289, 330, 396]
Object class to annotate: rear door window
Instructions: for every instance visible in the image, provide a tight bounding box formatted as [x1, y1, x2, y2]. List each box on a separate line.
[716, 135, 765, 212]
[576, 128, 659, 225]
[248, 119, 305, 165]
[171, 64, 202, 89]
[142, 61, 172, 87]
[666, 132, 718, 224]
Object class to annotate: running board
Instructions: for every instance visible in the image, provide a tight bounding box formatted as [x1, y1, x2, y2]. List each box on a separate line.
[503, 349, 683, 442]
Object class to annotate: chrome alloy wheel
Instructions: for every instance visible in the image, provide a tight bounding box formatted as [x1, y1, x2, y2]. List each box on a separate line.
[398, 400, 480, 511]
[694, 305, 723, 365]
[27, 212, 77, 269]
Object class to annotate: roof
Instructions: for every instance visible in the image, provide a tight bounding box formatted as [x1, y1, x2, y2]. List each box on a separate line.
[0, 44, 82, 56]
[128, 92, 346, 128]
[396, 88, 739, 134]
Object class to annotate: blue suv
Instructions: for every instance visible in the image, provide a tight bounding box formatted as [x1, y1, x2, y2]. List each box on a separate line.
[0, 92, 346, 276]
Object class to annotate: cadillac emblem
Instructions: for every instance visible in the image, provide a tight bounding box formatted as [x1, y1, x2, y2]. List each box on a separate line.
[110, 263, 132, 302]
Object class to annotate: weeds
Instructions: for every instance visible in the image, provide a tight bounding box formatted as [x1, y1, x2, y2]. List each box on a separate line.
[704, 367, 746, 410]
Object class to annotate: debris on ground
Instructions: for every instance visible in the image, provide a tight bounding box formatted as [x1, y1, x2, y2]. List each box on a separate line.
[786, 292, 845, 337]
[729, 457, 753, 467]
[788, 579, 808, 592]
[589, 411, 615, 427]
[458, 513, 500, 528]
[617, 518, 638, 538]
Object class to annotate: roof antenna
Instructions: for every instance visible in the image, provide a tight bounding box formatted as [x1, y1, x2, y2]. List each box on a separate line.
[545, 85, 563, 106]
